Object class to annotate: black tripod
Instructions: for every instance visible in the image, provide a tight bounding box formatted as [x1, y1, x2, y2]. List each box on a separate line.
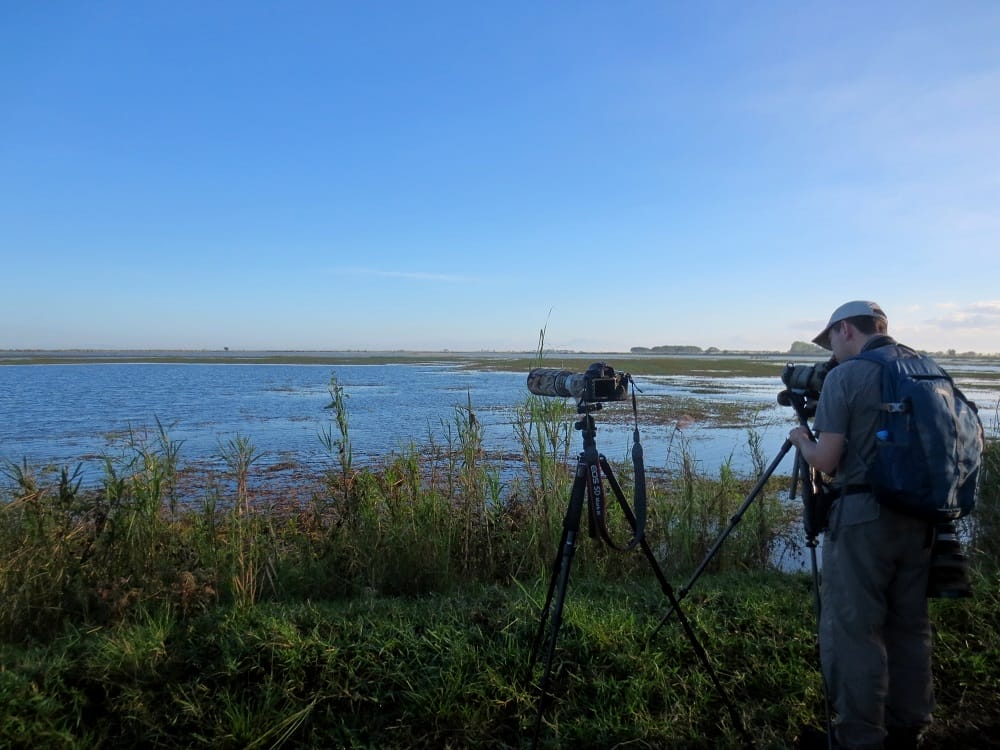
[647, 436, 796, 642]
[646, 390, 834, 746]
[528, 403, 753, 749]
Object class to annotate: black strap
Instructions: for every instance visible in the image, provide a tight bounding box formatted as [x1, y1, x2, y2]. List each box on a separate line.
[628, 385, 647, 544]
[591, 378, 647, 551]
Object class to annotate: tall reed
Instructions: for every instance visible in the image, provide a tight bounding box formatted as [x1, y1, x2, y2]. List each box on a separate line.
[0, 425, 186, 639]
[511, 329, 576, 571]
[218, 434, 277, 608]
[320, 373, 354, 505]
[0, 460, 81, 640]
[98, 424, 178, 583]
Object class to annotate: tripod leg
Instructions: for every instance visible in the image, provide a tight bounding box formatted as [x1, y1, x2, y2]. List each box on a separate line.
[529, 523, 572, 669]
[530, 458, 588, 747]
[795, 447, 834, 746]
[649, 440, 794, 640]
[808, 540, 834, 748]
[602, 457, 756, 749]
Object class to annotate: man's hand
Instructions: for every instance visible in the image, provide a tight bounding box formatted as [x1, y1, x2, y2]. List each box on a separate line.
[789, 427, 844, 475]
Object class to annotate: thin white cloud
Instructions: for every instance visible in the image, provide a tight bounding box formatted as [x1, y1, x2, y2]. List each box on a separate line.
[968, 301, 1000, 314]
[922, 300, 1000, 330]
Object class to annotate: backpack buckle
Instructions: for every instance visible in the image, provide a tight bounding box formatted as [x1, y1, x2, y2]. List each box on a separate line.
[882, 401, 909, 414]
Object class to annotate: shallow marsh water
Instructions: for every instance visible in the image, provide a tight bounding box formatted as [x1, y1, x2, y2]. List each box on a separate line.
[2, 356, 997, 490]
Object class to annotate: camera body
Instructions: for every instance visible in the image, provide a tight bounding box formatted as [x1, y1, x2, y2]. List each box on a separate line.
[781, 358, 837, 399]
[778, 357, 837, 419]
[527, 362, 630, 403]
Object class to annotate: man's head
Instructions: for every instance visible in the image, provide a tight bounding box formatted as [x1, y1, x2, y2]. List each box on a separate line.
[813, 300, 888, 360]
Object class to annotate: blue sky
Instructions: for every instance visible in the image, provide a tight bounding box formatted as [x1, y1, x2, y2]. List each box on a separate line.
[3, 2, 999, 353]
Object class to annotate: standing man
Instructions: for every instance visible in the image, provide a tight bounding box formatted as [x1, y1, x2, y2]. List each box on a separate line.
[788, 301, 933, 750]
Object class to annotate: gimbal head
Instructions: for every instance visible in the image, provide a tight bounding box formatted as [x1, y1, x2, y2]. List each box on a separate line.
[777, 388, 818, 421]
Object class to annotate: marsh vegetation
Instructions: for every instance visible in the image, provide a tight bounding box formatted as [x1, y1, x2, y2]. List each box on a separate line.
[1, 358, 998, 748]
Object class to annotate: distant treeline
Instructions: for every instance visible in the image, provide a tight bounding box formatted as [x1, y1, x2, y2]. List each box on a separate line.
[632, 342, 998, 358]
[631, 341, 826, 355]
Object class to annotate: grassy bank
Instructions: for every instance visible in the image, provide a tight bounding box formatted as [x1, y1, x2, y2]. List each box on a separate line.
[1, 572, 997, 749]
[1, 386, 998, 748]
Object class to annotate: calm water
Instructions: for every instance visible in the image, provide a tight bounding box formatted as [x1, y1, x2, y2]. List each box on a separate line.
[2, 361, 998, 488]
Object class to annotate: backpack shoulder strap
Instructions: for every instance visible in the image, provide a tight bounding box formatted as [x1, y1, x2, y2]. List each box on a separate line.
[851, 335, 901, 359]
[851, 339, 946, 415]
[854, 339, 944, 373]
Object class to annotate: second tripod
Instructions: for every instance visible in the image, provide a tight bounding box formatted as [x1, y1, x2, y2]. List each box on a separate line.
[528, 404, 752, 749]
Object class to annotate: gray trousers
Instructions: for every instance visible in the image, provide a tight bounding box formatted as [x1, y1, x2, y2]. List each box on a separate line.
[820, 499, 934, 749]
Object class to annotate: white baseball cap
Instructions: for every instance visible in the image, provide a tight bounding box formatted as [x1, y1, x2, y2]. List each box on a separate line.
[812, 300, 887, 350]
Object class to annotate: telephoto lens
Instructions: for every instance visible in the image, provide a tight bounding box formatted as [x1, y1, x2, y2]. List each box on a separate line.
[526, 368, 588, 399]
[926, 523, 973, 599]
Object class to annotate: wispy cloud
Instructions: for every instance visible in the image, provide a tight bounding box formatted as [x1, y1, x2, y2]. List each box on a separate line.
[922, 300, 1000, 330]
[333, 267, 479, 284]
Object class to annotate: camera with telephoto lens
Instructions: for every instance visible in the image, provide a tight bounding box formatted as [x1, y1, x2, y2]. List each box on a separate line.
[527, 362, 631, 403]
[778, 357, 838, 418]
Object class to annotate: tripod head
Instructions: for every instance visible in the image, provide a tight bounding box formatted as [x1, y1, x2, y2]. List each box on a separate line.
[575, 400, 604, 416]
[776, 388, 833, 544]
[777, 388, 817, 421]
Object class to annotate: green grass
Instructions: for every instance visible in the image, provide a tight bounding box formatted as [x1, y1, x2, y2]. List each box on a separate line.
[1, 571, 997, 749]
